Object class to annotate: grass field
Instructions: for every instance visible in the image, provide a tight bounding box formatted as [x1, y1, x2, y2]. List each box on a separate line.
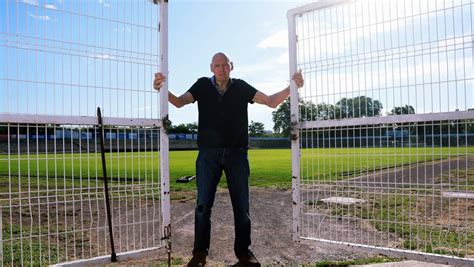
[1, 147, 473, 192]
[1, 147, 473, 265]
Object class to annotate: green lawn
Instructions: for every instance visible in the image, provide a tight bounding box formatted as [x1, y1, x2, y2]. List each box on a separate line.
[0, 147, 473, 192]
[1, 147, 473, 265]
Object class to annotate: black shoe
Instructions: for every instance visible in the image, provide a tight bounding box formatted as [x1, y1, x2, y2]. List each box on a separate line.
[187, 251, 207, 267]
[237, 250, 261, 267]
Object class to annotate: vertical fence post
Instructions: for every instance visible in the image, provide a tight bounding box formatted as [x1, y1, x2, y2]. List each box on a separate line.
[158, 0, 171, 265]
[287, 10, 301, 242]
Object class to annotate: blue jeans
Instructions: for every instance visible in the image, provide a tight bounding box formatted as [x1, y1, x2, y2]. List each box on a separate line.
[193, 148, 251, 257]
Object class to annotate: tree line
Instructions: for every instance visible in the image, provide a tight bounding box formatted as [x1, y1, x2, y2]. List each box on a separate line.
[272, 96, 387, 136]
[166, 121, 267, 137]
[270, 96, 473, 142]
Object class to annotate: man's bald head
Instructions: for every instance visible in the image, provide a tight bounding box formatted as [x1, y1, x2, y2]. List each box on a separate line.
[210, 52, 233, 84]
[211, 52, 231, 64]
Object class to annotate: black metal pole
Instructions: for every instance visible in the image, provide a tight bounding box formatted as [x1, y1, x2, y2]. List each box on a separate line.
[97, 107, 117, 262]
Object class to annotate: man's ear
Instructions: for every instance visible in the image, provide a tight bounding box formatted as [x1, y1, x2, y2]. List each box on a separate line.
[230, 61, 234, 71]
[210, 64, 213, 72]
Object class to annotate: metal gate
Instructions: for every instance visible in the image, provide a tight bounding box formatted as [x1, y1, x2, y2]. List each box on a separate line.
[288, 0, 473, 262]
[0, 1, 170, 265]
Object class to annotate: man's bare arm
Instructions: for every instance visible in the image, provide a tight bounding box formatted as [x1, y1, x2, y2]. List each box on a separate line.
[153, 72, 194, 108]
[253, 88, 290, 109]
[168, 91, 194, 108]
[252, 71, 304, 109]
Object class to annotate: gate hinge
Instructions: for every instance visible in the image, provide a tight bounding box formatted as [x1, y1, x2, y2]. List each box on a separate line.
[162, 224, 171, 240]
[290, 119, 298, 140]
[161, 224, 172, 267]
[162, 115, 171, 134]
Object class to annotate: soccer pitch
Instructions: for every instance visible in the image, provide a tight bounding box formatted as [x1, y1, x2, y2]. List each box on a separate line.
[1, 147, 473, 191]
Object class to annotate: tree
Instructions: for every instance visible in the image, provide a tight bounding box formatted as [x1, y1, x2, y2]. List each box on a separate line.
[184, 122, 198, 133]
[248, 121, 266, 137]
[272, 96, 384, 136]
[271, 98, 326, 136]
[168, 122, 198, 134]
[272, 99, 291, 136]
[389, 105, 417, 142]
[335, 96, 383, 118]
[390, 105, 415, 115]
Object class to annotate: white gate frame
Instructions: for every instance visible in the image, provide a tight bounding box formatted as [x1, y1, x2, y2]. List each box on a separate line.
[287, 1, 474, 265]
[159, 0, 171, 261]
[287, 0, 349, 243]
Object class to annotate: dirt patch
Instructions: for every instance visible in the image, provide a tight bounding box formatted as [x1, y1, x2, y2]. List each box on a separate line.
[117, 188, 382, 266]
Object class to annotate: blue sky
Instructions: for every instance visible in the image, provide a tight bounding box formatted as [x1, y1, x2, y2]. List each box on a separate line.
[0, 0, 308, 129]
[295, 0, 473, 116]
[168, 0, 308, 129]
[1, 0, 473, 130]
[170, 0, 473, 126]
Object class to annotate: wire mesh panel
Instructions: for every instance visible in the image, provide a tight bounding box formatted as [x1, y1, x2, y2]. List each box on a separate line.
[0, 0, 161, 118]
[0, 0, 168, 265]
[0, 121, 162, 266]
[288, 0, 474, 261]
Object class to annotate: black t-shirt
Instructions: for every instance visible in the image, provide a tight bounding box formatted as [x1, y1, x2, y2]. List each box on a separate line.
[188, 77, 258, 148]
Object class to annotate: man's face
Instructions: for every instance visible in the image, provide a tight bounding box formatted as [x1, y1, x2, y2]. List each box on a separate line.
[210, 54, 232, 83]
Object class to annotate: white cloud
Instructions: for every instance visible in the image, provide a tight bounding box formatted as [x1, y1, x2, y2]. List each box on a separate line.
[91, 53, 114, 60]
[22, 0, 38, 6]
[44, 4, 57, 10]
[232, 50, 291, 92]
[258, 30, 288, 49]
[234, 62, 277, 74]
[298, 50, 472, 114]
[276, 52, 289, 64]
[292, 0, 462, 63]
[99, 0, 111, 8]
[233, 51, 288, 73]
[28, 13, 50, 21]
[232, 50, 292, 98]
[252, 80, 288, 91]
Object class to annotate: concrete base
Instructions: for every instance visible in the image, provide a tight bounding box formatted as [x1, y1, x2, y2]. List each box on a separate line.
[441, 191, 474, 199]
[321, 197, 366, 205]
[353, 260, 452, 266]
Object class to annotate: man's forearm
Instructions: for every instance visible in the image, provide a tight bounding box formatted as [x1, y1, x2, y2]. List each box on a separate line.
[167, 91, 185, 108]
[268, 86, 290, 108]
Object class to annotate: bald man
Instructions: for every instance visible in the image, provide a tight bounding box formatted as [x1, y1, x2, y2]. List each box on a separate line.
[154, 52, 303, 267]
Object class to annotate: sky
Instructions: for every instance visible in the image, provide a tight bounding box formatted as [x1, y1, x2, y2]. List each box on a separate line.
[167, 0, 309, 130]
[1, 0, 473, 130]
[294, 0, 473, 116]
[0, 0, 309, 130]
